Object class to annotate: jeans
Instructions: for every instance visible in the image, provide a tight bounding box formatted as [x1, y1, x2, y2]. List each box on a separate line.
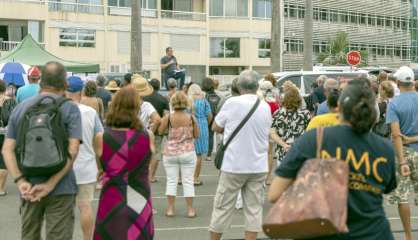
[168, 71, 186, 89]
[163, 151, 196, 197]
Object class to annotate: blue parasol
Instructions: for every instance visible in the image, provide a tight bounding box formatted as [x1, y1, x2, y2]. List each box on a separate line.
[0, 62, 30, 86]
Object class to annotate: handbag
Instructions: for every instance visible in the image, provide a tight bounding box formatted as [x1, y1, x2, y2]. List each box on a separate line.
[263, 127, 349, 239]
[214, 98, 261, 170]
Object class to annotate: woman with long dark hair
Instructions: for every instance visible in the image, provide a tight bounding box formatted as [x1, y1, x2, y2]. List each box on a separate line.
[93, 87, 154, 240]
[268, 78, 397, 240]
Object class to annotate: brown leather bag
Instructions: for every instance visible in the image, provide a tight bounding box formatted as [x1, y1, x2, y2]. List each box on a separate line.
[263, 127, 349, 239]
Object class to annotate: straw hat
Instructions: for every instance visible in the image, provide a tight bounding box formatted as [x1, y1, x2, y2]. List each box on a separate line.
[131, 74, 153, 97]
[105, 80, 120, 91]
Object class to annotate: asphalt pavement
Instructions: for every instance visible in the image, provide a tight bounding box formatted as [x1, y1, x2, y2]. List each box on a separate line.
[0, 160, 417, 240]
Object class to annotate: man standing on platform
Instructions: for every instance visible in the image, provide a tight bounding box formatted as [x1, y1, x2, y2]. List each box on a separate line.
[161, 47, 185, 89]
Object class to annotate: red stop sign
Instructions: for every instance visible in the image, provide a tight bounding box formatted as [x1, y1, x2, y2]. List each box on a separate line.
[346, 51, 361, 66]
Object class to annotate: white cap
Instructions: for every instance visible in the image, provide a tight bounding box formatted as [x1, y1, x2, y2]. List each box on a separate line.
[394, 66, 415, 83]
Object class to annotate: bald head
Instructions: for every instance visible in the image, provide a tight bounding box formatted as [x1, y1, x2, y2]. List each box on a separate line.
[40, 61, 67, 90]
[238, 70, 259, 94]
[324, 78, 338, 90]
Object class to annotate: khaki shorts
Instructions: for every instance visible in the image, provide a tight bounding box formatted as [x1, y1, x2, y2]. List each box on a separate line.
[76, 183, 96, 203]
[209, 172, 266, 233]
[387, 147, 418, 205]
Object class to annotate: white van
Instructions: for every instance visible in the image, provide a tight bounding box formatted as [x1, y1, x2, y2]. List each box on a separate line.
[272, 70, 368, 96]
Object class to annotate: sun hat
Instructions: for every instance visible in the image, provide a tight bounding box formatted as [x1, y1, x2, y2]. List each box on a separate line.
[105, 80, 120, 91]
[27, 66, 41, 77]
[131, 74, 153, 97]
[394, 66, 415, 83]
[67, 76, 84, 93]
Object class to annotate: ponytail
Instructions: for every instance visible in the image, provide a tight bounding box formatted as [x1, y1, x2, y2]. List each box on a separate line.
[339, 79, 377, 134]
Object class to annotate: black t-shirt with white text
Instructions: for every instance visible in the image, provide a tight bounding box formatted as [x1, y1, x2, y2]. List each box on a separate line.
[276, 125, 396, 240]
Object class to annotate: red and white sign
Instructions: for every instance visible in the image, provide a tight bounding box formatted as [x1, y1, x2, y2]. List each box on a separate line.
[346, 51, 361, 66]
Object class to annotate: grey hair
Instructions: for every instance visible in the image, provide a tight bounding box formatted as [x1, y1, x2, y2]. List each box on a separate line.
[324, 78, 338, 90]
[238, 70, 259, 93]
[316, 75, 327, 84]
[96, 74, 107, 87]
[167, 78, 177, 89]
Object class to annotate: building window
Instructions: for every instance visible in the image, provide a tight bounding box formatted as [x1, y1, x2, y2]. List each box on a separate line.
[253, 0, 271, 19]
[108, 0, 131, 7]
[108, 0, 156, 8]
[330, 11, 338, 22]
[258, 39, 270, 58]
[320, 9, 328, 21]
[210, 0, 248, 17]
[350, 13, 358, 24]
[297, 5, 305, 18]
[59, 29, 96, 48]
[210, 38, 240, 58]
[377, 16, 384, 27]
[284, 39, 303, 54]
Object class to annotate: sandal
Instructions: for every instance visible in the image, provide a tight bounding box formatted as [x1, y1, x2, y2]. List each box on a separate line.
[194, 181, 203, 186]
[187, 210, 197, 218]
[150, 179, 158, 183]
[0, 191, 7, 197]
[165, 211, 175, 217]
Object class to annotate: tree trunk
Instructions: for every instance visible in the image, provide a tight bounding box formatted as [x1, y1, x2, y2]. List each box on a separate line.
[303, 0, 313, 71]
[131, 0, 142, 73]
[271, 0, 282, 73]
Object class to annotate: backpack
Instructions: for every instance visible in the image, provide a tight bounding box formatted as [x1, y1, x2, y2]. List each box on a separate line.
[206, 92, 221, 116]
[304, 94, 315, 113]
[373, 101, 391, 138]
[16, 96, 70, 177]
[0, 98, 17, 128]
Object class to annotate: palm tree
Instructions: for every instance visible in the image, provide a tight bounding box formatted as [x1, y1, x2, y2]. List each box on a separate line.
[131, 0, 142, 73]
[271, 0, 282, 72]
[318, 32, 349, 65]
[303, 0, 313, 71]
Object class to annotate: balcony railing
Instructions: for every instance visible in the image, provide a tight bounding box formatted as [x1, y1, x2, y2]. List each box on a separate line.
[0, 0, 46, 4]
[0, 41, 20, 52]
[107, 7, 157, 18]
[161, 10, 206, 21]
[0, 41, 45, 52]
[48, 1, 104, 15]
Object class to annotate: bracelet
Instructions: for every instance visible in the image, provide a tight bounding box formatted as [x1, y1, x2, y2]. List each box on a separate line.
[14, 175, 26, 184]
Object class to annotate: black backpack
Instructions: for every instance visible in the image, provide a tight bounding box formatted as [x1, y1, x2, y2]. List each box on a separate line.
[0, 98, 17, 128]
[16, 96, 70, 177]
[206, 92, 221, 116]
[373, 101, 391, 138]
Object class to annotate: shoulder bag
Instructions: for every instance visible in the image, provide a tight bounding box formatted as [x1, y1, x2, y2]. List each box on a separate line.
[263, 127, 349, 239]
[214, 98, 260, 170]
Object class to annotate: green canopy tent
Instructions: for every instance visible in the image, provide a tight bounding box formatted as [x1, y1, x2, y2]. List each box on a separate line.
[0, 34, 100, 73]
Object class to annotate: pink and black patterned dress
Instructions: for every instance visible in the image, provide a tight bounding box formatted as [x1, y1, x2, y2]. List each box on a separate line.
[94, 129, 154, 240]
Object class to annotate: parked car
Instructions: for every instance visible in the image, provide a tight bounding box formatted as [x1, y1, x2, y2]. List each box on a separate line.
[272, 70, 368, 96]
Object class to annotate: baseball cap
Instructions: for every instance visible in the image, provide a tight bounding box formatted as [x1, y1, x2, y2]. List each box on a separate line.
[394, 66, 415, 83]
[27, 66, 41, 77]
[67, 76, 84, 93]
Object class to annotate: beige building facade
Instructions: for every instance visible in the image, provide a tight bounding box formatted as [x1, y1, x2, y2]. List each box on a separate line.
[0, 0, 417, 85]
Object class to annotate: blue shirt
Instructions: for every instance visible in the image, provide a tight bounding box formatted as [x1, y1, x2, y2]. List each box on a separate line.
[316, 101, 329, 115]
[7, 93, 82, 196]
[386, 91, 418, 151]
[16, 83, 40, 103]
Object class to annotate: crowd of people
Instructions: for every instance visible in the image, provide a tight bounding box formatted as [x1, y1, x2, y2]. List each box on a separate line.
[0, 61, 418, 240]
